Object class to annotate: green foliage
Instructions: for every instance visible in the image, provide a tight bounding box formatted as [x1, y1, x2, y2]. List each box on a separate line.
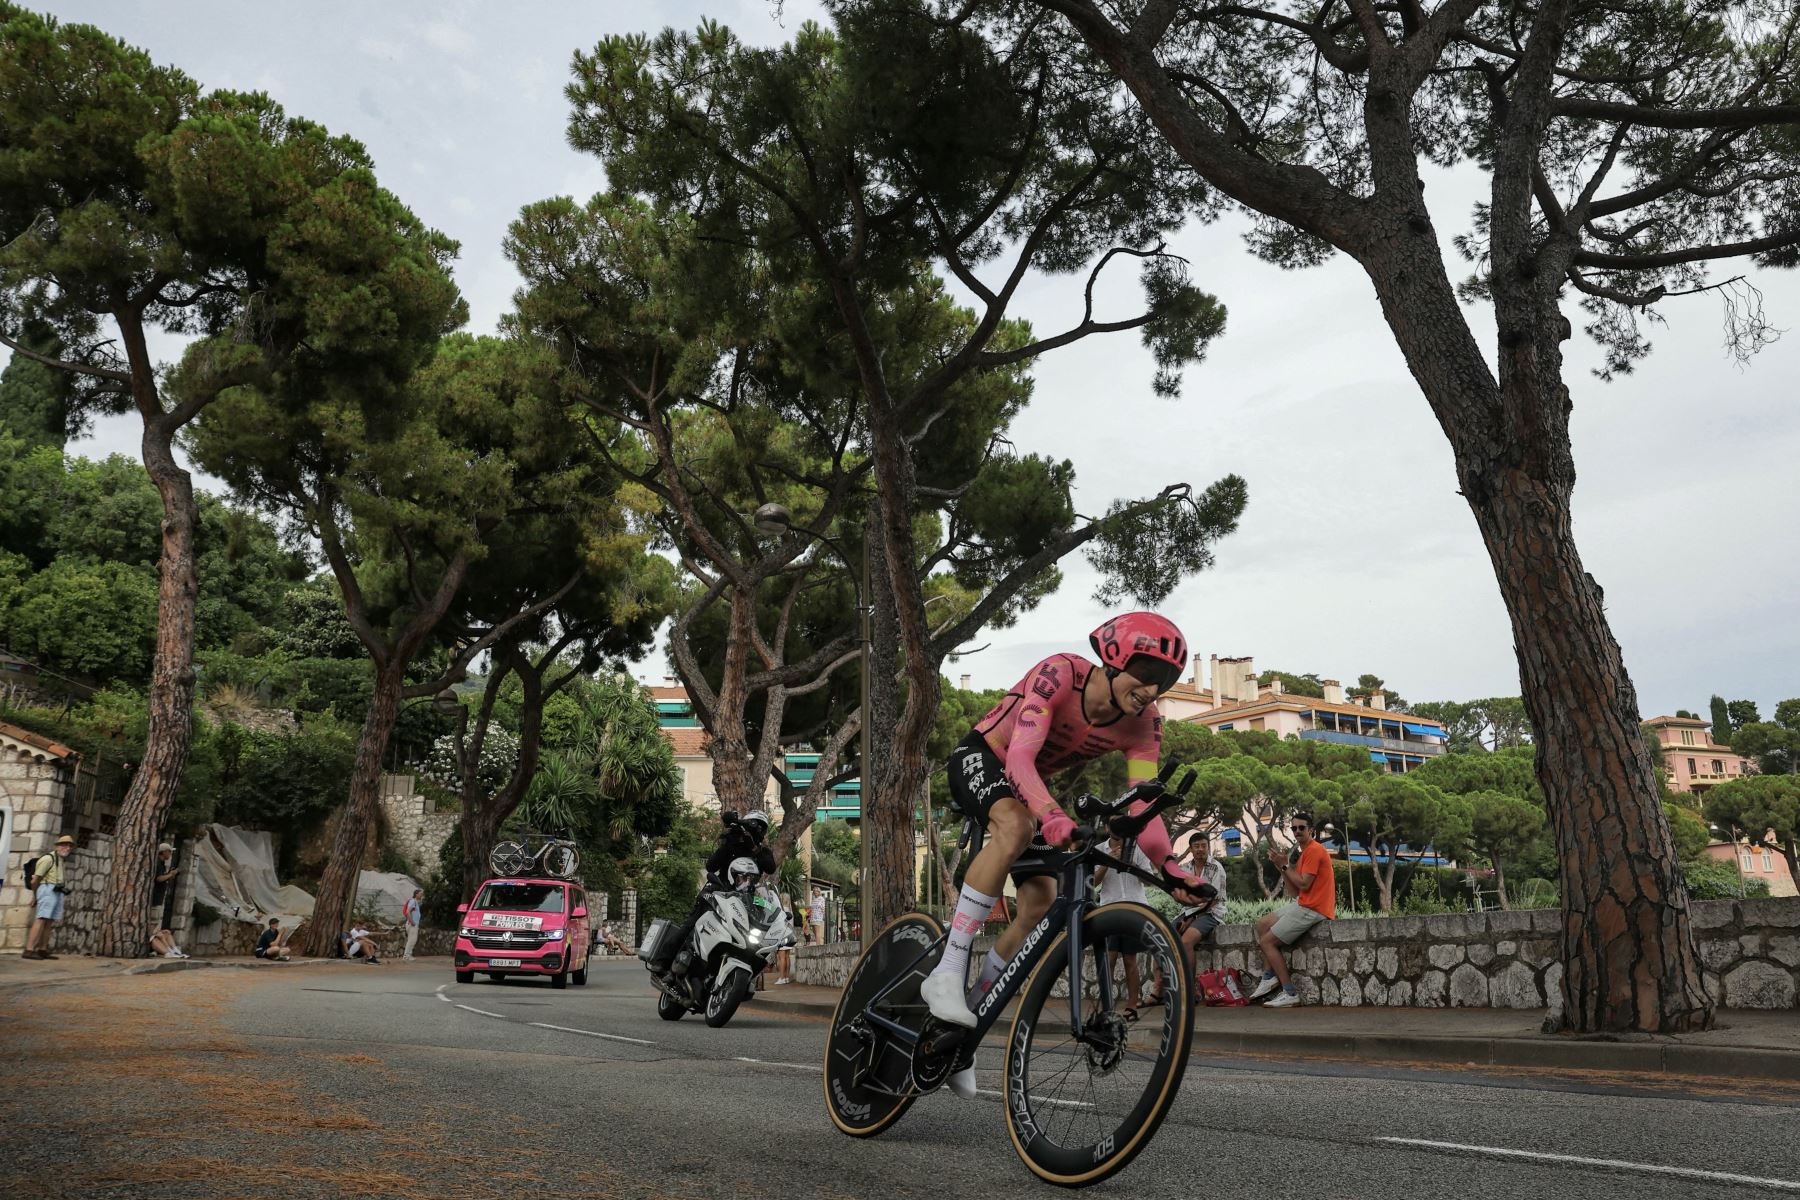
[1258, 670, 1325, 699]
[1347, 674, 1407, 713]
[1704, 776, 1800, 871]
[1726, 700, 1762, 730]
[1775, 699, 1800, 734]
[1710, 695, 1734, 744]
[1, 556, 156, 680]
[1411, 745, 1541, 802]
[0, 446, 305, 684]
[516, 672, 682, 847]
[0, 323, 74, 448]
[1727, 722, 1800, 777]
[1664, 801, 1711, 863]
[1409, 698, 1534, 753]
[1683, 859, 1770, 901]
[211, 718, 357, 868]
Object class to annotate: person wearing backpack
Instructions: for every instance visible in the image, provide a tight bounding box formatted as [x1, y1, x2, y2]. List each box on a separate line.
[21, 835, 75, 960]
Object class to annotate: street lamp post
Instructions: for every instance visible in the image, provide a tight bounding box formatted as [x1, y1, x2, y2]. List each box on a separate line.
[753, 504, 874, 946]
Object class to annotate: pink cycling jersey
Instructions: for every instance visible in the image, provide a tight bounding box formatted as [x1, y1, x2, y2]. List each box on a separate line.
[973, 654, 1195, 886]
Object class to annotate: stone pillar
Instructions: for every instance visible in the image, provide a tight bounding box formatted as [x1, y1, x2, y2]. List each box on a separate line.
[620, 888, 638, 950]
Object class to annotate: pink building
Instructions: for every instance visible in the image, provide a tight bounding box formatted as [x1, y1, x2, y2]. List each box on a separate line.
[1701, 841, 1797, 898]
[1642, 714, 1752, 795]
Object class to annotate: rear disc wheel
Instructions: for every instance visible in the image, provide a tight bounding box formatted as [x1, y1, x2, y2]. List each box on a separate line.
[822, 912, 945, 1138]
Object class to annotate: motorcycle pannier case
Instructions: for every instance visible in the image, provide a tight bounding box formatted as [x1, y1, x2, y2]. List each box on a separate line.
[637, 918, 676, 965]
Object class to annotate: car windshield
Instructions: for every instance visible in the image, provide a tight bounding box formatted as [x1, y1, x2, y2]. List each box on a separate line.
[473, 883, 565, 913]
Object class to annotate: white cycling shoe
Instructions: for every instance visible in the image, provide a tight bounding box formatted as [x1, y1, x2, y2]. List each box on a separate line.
[948, 1056, 978, 1099]
[921, 972, 978, 1028]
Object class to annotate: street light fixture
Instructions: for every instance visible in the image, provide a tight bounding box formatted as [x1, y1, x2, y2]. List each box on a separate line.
[750, 503, 875, 946]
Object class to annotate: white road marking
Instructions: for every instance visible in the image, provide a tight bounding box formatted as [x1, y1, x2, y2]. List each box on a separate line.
[529, 1022, 656, 1046]
[734, 1057, 821, 1071]
[454, 1004, 505, 1018]
[1377, 1138, 1800, 1192]
[434, 984, 450, 1003]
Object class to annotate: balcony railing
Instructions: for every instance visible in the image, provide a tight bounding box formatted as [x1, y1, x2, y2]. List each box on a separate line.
[1298, 729, 1445, 757]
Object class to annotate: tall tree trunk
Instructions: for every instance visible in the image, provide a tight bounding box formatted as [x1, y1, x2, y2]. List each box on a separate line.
[93, 419, 198, 958]
[706, 586, 762, 815]
[1467, 462, 1712, 1032]
[1358, 225, 1709, 1031]
[460, 806, 503, 903]
[297, 663, 405, 954]
[1493, 855, 1511, 911]
[860, 509, 916, 938]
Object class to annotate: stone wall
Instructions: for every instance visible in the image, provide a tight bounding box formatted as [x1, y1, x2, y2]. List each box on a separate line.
[1192, 898, 1798, 1013]
[378, 774, 458, 879]
[0, 728, 79, 952]
[792, 898, 1800, 1011]
[37, 834, 204, 958]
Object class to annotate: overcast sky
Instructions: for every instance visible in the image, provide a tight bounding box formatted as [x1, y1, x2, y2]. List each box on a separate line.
[22, 1, 1800, 720]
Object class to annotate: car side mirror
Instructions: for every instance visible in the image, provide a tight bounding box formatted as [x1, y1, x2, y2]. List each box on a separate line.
[572, 906, 588, 918]
[456, 903, 468, 914]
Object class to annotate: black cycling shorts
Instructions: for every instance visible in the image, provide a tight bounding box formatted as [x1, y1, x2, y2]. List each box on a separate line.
[946, 732, 1071, 886]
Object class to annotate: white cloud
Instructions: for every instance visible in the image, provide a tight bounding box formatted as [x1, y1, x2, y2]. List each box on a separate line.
[424, 21, 477, 57]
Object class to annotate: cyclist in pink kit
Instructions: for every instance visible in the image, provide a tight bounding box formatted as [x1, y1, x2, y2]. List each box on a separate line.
[924, 612, 1208, 1095]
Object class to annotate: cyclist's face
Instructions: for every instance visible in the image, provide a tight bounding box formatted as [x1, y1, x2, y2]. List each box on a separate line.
[1114, 669, 1165, 715]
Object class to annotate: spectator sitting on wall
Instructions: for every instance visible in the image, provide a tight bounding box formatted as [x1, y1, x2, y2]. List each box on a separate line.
[601, 924, 627, 955]
[1174, 837, 1229, 982]
[1247, 811, 1335, 1009]
[254, 918, 292, 962]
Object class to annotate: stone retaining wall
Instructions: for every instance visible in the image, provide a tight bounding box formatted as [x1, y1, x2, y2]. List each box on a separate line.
[378, 774, 458, 879]
[793, 897, 1800, 1011]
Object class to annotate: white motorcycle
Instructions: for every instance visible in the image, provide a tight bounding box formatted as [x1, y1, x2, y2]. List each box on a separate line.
[640, 856, 795, 1028]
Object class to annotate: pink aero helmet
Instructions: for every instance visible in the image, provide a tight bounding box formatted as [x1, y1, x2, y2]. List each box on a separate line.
[1089, 612, 1187, 693]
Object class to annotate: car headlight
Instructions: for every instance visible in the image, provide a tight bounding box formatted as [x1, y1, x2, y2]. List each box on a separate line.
[460, 928, 479, 939]
[545, 929, 565, 941]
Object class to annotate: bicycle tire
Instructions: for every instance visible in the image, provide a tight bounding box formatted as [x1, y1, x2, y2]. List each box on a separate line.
[542, 842, 580, 879]
[489, 841, 527, 877]
[1003, 902, 1193, 1187]
[822, 912, 945, 1139]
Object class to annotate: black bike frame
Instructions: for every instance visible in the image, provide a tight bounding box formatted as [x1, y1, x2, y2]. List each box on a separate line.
[861, 840, 1159, 1052]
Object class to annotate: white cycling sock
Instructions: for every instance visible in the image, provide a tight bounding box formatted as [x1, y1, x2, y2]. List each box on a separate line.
[970, 948, 1007, 1000]
[932, 883, 999, 981]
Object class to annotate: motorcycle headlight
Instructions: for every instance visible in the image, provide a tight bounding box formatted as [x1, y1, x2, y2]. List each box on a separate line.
[747, 929, 763, 945]
[545, 929, 565, 941]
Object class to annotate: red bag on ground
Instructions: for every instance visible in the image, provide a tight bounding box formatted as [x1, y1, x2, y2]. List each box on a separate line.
[1197, 968, 1249, 1007]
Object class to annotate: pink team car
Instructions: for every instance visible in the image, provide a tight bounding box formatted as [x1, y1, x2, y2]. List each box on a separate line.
[454, 877, 593, 989]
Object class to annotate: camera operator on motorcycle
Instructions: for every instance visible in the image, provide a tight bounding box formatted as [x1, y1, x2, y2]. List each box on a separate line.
[926, 611, 1214, 1096]
[647, 809, 777, 974]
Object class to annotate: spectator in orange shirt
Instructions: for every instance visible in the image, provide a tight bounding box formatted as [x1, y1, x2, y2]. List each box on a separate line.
[1248, 812, 1335, 1008]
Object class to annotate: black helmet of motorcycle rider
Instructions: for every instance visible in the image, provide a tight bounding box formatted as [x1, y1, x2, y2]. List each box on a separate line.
[738, 811, 769, 842]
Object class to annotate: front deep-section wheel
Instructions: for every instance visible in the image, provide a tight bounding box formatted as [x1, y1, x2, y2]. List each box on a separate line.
[822, 912, 945, 1138]
[1004, 902, 1194, 1187]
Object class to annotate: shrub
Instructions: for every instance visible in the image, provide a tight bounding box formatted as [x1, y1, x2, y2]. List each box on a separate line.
[1683, 859, 1771, 900]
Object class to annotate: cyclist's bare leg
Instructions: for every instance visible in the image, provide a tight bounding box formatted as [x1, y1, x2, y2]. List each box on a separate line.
[924, 797, 1034, 1026]
[992, 875, 1054, 961]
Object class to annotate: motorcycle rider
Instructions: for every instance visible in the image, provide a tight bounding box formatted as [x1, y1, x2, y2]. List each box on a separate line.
[648, 809, 777, 974]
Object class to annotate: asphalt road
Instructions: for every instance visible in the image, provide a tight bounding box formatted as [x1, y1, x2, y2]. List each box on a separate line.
[4, 958, 1798, 1199]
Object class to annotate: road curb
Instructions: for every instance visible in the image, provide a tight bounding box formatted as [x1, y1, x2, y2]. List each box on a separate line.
[745, 994, 1800, 1082]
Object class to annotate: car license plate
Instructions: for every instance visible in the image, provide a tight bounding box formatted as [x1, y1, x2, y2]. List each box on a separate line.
[487, 958, 522, 968]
